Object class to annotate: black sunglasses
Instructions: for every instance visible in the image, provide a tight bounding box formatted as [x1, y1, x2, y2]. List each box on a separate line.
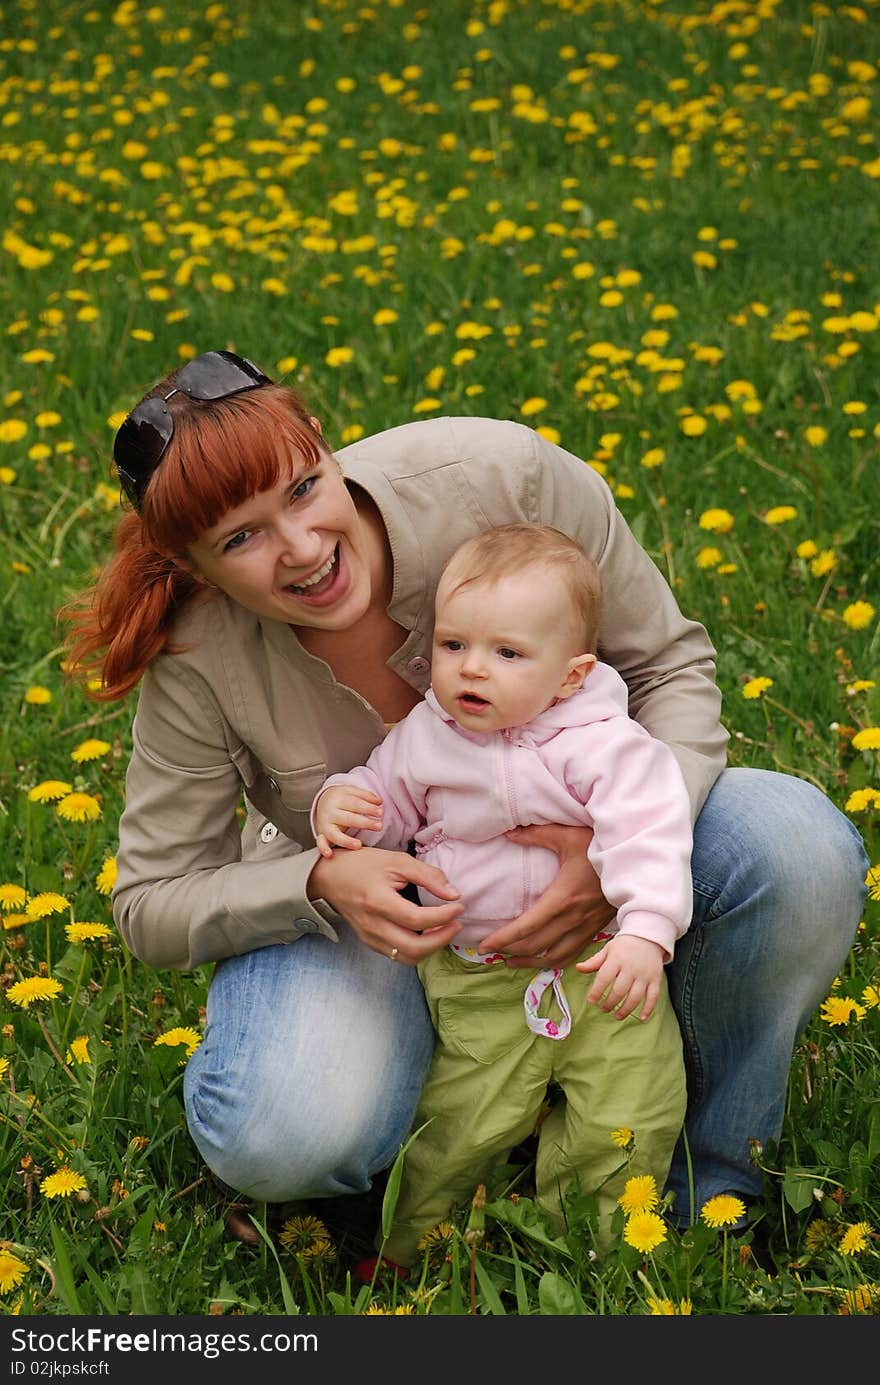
[113, 350, 272, 511]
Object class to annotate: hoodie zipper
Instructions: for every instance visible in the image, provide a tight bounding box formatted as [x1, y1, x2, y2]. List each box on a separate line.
[501, 730, 530, 913]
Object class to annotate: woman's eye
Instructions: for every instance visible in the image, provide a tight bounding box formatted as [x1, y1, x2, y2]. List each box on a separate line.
[292, 476, 317, 501]
[224, 530, 251, 552]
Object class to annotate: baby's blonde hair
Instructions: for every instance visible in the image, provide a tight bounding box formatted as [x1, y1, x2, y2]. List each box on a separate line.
[440, 523, 601, 653]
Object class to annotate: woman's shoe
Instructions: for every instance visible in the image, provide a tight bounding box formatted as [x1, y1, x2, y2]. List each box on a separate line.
[224, 1202, 262, 1245]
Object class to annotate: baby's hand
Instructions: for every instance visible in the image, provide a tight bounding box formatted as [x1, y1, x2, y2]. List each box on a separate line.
[314, 786, 384, 858]
[575, 935, 665, 1021]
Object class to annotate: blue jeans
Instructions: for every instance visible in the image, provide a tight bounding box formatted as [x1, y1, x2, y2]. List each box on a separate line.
[183, 767, 867, 1217]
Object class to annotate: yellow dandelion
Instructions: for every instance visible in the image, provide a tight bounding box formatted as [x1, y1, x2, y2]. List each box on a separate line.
[701, 1194, 746, 1229]
[0, 420, 27, 443]
[65, 922, 114, 944]
[820, 996, 867, 1025]
[0, 1250, 29, 1295]
[6, 977, 63, 1009]
[845, 788, 880, 812]
[70, 739, 111, 763]
[623, 1210, 667, 1253]
[640, 448, 665, 469]
[325, 347, 354, 367]
[680, 415, 708, 437]
[804, 426, 827, 447]
[24, 893, 68, 919]
[610, 1127, 634, 1148]
[66, 1036, 91, 1065]
[843, 602, 875, 630]
[372, 309, 398, 326]
[40, 1167, 87, 1199]
[648, 1297, 692, 1314]
[742, 677, 773, 699]
[852, 728, 880, 751]
[27, 781, 73, 803]
[861, 985, 880, 1009]
[0, 1058, 9, 1079]
[0, 884, 27, 912]
[24, 687, 51, 705]
[618, 1175, 659, 1214]
[764, 506, 798, 525]
[839, 1283, 879, 1314]
[363, 1304, 415, 1314]
[417, 1220, 457, 1251]
[699, 508, 735, 533]
[3, 915, 31, 933]
[867, 866, 880, 901]
[839, 1222, 872, 1256]
[811, 550, 837, 577]
[520, 397, 547, 416]
[278, 1214, 332, 1253]
[95, 858, 117, 895]
[696, 546, 723, 569]
[154, 1026, 202, 1058]
[56, 793, 101, 823]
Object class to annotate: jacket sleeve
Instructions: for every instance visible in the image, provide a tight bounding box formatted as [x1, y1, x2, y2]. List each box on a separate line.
[567, 720, 694, 961]
[113, 654, 334, 972]
[529, 429, 728, 820]
[310, 715, 428, 852]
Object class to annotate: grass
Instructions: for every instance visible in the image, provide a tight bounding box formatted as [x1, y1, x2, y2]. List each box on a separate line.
[0, 0, 878, 1316]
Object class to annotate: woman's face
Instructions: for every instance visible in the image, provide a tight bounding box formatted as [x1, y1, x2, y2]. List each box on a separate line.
[186, 449, 385, 631]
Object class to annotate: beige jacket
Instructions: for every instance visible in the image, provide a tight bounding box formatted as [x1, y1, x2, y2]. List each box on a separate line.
[113, 416, 728, 970]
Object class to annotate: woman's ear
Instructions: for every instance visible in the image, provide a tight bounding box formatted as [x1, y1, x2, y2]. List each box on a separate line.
[309, 415, 323, 437]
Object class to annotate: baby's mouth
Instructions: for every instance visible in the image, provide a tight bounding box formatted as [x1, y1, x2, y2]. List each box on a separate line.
[459, 693, 489, 710]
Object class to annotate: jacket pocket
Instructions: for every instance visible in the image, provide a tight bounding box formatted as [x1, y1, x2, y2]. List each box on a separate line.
[435, 994, 533, 1066]
[238, 756, 327, 843]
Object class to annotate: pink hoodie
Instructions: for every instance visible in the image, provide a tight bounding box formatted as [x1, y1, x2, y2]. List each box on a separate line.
[312, 662, 693, 960]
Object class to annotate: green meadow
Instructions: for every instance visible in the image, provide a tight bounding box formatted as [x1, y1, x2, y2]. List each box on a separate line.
[0, 0, 879, 1315]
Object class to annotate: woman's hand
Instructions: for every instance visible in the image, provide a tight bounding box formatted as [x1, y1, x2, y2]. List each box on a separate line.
[478, 824, 614, 968]
[307, 846, 463, 966]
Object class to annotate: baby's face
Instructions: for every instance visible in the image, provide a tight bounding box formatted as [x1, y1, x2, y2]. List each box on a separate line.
[431, 567, 586, 733]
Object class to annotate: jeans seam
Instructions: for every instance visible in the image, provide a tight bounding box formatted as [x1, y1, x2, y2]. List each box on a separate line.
[675, 928, 706, 1105]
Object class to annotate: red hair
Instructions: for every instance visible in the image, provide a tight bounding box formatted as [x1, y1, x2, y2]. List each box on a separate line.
[61, 380, 325, 701]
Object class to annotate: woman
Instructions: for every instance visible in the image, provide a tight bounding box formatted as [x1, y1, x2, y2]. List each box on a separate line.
[66, 349, 867, 1234]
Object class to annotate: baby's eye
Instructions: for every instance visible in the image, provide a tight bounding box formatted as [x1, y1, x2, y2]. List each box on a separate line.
[498, 647, 521, 660]
[441, 639, 464, 652]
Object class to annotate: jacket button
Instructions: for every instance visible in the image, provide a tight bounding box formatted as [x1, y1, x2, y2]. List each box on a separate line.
[294, 918, 319, 933]
[407, 656, 430, 675]
[260, 822, 278, 843]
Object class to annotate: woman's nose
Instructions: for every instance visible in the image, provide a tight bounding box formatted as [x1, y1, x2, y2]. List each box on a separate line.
[276, 518, 317, 566]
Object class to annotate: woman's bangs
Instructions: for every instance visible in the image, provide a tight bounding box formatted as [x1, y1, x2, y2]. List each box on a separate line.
[141, 386, 323, 551]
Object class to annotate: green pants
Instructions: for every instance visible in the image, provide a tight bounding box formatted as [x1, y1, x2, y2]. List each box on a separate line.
[381, 942, 687, 1265]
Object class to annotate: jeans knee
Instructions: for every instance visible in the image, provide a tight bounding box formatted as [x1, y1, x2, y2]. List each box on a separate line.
[184, 1055, 418, 1203]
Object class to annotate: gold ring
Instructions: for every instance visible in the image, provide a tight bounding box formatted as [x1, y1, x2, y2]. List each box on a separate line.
[390, 946, 399, 961]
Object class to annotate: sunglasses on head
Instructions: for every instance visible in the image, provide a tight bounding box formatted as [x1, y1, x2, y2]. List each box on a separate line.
[112, 349, 273, 511]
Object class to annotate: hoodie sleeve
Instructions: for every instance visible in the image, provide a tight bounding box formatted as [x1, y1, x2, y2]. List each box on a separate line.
[310, 711, 428, 852]
[567, 718, 694, 960]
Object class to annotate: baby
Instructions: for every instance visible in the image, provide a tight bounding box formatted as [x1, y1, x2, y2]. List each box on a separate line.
[311, 523, 692, 1263]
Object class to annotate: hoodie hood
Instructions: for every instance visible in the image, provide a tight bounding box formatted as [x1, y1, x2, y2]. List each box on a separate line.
[424, 660, 630, 746]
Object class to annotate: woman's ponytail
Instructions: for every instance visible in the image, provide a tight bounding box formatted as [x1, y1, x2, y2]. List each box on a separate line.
[60, 511, 202, 702]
